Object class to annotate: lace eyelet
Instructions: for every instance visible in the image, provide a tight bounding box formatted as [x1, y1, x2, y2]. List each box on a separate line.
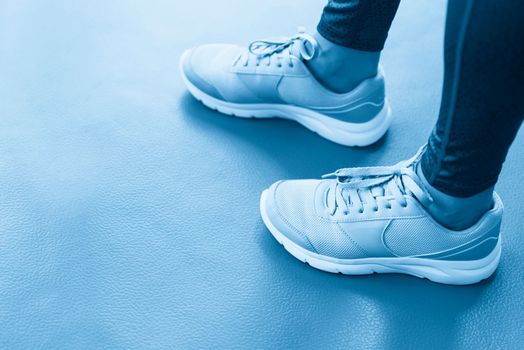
[358, 208, 364, 214]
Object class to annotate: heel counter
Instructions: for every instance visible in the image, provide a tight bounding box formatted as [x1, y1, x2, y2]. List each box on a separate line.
[320, 75, 387, 123]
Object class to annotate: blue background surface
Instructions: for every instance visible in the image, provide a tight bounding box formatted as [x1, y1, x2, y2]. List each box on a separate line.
[1, 0, 523, 348]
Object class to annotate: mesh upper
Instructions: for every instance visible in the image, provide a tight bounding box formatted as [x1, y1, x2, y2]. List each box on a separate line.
[275, 180, 366, 259]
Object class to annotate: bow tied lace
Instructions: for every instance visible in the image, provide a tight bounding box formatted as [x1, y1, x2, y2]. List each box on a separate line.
[322, 149, 433, 216]
[236, 28, 319, 68]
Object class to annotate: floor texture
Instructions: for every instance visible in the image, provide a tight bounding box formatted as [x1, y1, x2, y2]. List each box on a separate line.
[1, 0, 523, 348]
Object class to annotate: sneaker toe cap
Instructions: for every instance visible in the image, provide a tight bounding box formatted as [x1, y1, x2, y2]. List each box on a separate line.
[180, 44, 242, 100]
[262, 180, 321, 253]
[262, 180, 370, 259]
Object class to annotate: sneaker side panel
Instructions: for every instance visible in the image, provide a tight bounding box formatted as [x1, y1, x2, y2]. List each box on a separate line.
[277, 65, 387, 124]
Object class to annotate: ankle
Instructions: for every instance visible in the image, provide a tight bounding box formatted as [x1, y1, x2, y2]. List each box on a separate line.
[417, 165, 494, 230]
[306, 31, 380, 93]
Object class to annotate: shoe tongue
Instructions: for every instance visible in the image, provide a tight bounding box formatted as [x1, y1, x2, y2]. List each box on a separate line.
[338, 178, 387, 202]
[371, 186, 385, 198]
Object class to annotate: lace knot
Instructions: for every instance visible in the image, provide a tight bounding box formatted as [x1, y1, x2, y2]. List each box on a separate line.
[324, 147, 433, 215]
[241, 29, 318, 68]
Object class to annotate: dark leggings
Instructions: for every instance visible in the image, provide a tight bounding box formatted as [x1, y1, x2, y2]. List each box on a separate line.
[318, 0, 524, 197]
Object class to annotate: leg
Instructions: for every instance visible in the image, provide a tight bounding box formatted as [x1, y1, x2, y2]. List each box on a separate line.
[420, 0, 524, 229]
[308, 0, 401, 92]
[317, 0, 401, 51]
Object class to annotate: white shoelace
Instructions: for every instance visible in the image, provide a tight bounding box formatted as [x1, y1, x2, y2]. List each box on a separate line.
[235, 28, 319, 68]
[322, 148, 433, 216]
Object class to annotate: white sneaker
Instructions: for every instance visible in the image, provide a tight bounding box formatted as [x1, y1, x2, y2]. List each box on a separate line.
[179, 30, 392, 147]
[259, 149, 502, 285]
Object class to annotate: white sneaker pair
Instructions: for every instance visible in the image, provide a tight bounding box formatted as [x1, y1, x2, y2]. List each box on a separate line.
[179, 31, 502, 285]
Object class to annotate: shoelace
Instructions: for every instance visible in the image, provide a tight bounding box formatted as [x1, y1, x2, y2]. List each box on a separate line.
[235, 28, 319, 68]
[322, 148, 433, 216]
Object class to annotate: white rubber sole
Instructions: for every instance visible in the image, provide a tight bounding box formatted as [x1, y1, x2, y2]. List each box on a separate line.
[180, 60, 392, 147]
[260, 189, 501, 285]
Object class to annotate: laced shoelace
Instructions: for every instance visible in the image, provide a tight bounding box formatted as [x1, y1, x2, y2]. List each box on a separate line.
[234, 28, 319, 68]
[322, 148, 433, 216]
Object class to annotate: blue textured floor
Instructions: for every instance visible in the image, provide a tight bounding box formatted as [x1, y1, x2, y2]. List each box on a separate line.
[1, 0, 523, 348]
